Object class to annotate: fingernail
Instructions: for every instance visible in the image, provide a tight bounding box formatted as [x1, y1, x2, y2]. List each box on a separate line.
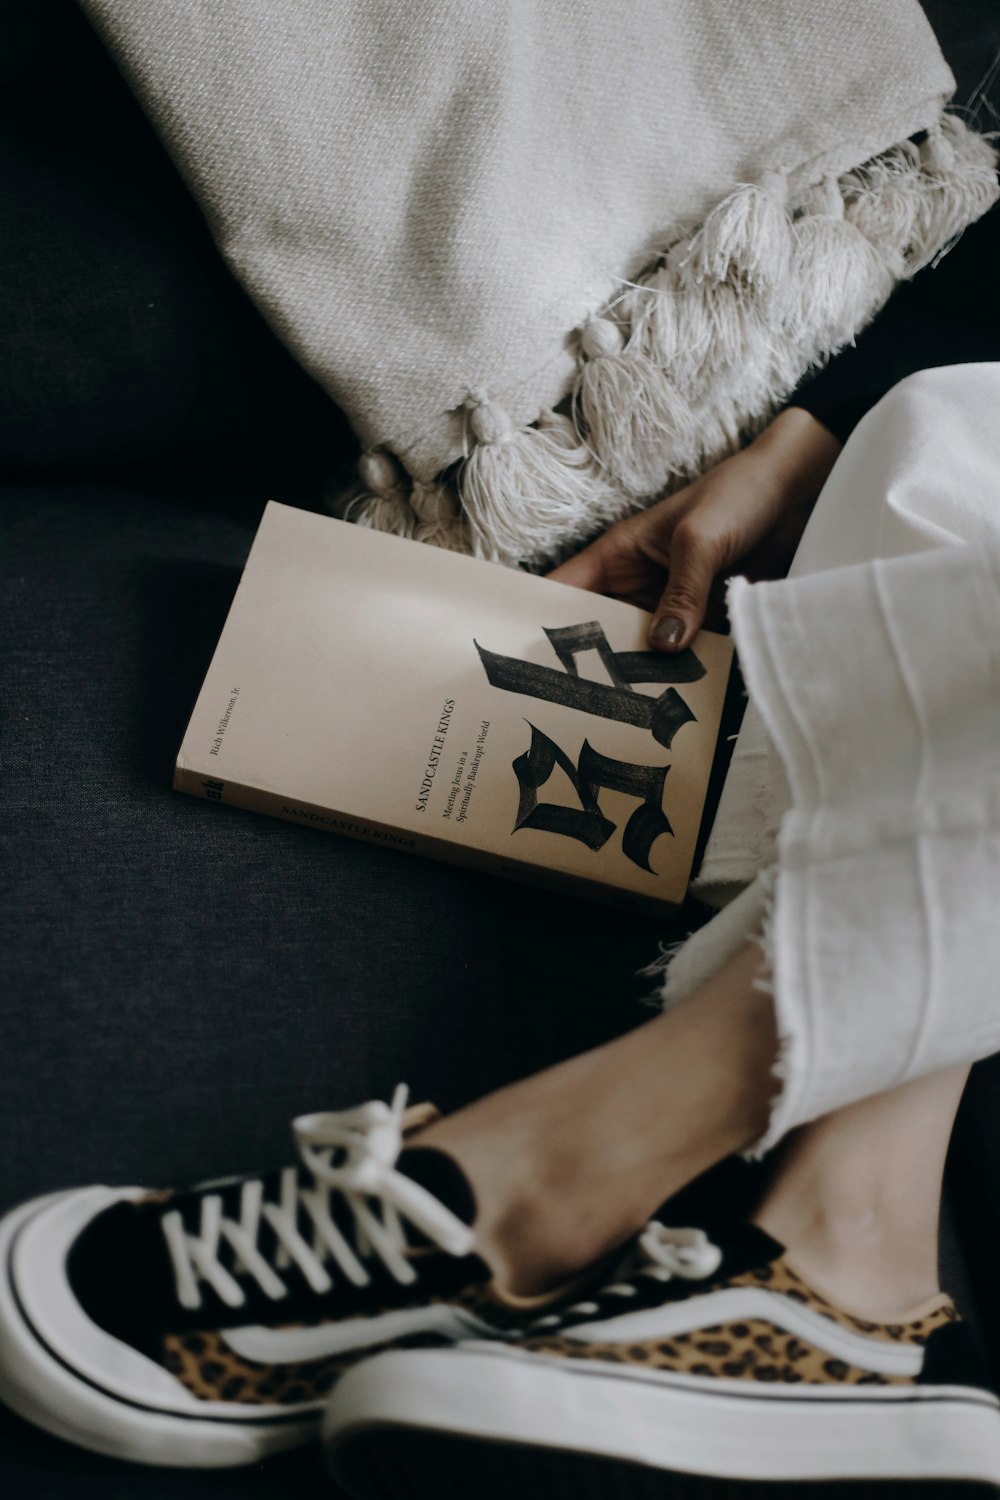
[650, 617, 684, 650]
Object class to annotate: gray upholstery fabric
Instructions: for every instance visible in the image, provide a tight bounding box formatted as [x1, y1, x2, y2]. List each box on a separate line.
[0, 482, 672, 1496]
[1, 482, 674, 1193]
[0, 2, 346, 485]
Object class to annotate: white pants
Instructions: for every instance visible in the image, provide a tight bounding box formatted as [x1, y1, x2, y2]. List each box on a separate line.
[663, 364, 1000, 1154]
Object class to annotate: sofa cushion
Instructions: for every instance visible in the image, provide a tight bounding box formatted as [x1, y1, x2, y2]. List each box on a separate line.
[0, 1, 347, 486]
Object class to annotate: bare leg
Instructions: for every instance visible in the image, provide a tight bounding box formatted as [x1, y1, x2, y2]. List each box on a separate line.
[418, 940, 777, 1292]
[419, 939, 968, 1319]
[753, 1064, 969, 1318]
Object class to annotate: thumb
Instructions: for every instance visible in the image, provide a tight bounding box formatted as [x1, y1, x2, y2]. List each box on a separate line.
[648, 523, 716, 652]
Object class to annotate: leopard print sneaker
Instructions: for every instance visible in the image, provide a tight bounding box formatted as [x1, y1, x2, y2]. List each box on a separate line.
[324, 1220, 1000, 1498]
[0, 1088, 598, 1468]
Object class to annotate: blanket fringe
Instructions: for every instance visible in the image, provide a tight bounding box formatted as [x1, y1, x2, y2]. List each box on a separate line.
[346, 451, 417, 538]
[681, 175, 794, 300]
[460, 399, 623, 564]
[411, 481, 469, 551]
[911, 116, 1000, 268]
[783, 178, 897, 350]
[337, 115, 997, 569]
[577, 337, 701, 500]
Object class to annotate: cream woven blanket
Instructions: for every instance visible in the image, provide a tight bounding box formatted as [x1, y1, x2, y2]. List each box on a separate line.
[84, 2, 997, 565]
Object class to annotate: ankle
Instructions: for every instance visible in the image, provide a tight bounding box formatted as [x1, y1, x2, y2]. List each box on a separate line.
[414, 1112, 648, 1294]
[409, 939, 779, 1294]
[753, 1201, 940, 1320]
[474, 1178, 618, 1295]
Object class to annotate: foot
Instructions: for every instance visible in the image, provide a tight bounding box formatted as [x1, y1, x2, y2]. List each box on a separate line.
[0, 1088, 614, 1468]
[324, 1220, 1000, 1497]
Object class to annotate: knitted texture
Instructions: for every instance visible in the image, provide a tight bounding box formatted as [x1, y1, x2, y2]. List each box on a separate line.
[83, 2, 996, 566]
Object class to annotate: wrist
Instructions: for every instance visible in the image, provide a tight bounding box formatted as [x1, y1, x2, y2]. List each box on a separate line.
[744, 407, 842, 509]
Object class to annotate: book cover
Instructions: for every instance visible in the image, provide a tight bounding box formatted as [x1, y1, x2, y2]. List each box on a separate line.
[175, 502, 734, 913]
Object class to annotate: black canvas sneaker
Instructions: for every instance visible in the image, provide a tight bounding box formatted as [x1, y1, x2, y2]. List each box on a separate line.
[0, 1088, 594, 1468]
[325, 1220, 1000, 1498]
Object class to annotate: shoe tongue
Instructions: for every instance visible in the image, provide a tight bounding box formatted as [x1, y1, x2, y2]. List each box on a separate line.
[396, 1146, 477, 1228]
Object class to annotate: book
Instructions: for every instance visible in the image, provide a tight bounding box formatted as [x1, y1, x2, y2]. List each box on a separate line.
[175, 501, 734, 914]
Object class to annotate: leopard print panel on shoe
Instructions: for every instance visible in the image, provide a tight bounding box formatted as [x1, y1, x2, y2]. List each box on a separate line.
[518, 1254, 960, 1387]
[725, 1256, 959, 1344]
[160, 1281, 558, 1406]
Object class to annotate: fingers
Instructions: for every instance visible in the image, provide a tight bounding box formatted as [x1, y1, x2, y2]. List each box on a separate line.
[552, 515, 718, 649]
[648, 521, 717, 652]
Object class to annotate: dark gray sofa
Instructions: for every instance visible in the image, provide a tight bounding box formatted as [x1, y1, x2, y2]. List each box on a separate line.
[2, 4, 999, 1496]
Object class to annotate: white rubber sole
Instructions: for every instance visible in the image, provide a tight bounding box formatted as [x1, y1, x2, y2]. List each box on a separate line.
[0, 1191, 318, 1467]
[323, 1342, 1000, 1493]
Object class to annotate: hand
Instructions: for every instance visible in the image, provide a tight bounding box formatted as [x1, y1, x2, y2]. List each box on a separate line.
[548, 408, 841, 651]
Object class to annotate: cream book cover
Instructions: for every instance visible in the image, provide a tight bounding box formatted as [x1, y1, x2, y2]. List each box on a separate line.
[175, 502, 734, 913]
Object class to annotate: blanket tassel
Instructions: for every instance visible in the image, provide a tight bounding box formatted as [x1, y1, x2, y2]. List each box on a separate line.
[347, 452, 417, 538]
[459, 396, 624, 566]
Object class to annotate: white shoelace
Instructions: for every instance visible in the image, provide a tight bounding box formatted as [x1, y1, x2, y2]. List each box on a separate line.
[530, 1222, 723, 1329]
[160, 1085, 476, 1312]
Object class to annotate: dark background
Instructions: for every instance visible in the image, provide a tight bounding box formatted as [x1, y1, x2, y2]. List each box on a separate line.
[2, 3, 1000, 1496]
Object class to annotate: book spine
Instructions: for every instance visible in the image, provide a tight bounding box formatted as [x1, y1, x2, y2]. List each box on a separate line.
[172, 762, 677, 918]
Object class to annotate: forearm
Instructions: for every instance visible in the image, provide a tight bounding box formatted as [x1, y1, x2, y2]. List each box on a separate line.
[740, 408, 842, 513]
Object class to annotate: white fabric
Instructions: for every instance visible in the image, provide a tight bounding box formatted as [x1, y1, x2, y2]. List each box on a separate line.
[220, 1304, 494, 1365]
[667, 365, 1000, 1151]
[562, 1290, 924, 1375]
[81, 0, 951, 484]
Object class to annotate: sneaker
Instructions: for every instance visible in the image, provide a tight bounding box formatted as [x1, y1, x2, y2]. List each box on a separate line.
[324, 1220, 1000, 1497]
[0, 1088, 598, 1468]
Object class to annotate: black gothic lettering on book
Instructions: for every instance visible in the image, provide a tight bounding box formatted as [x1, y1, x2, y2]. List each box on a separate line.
[513, 725, 671, 872]
[475, 623, 703, 750]
[475, 623, 704, 873]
